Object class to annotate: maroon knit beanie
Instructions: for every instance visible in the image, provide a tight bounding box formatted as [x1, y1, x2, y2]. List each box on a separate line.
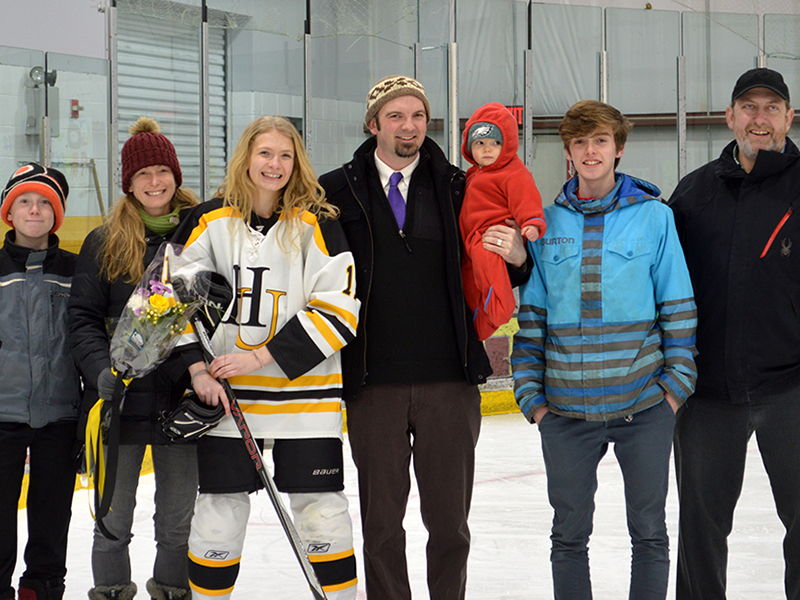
[121, 116, 183, 193]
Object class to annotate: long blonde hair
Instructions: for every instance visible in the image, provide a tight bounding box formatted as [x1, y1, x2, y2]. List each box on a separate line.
[99, 187, 198, 283]
[217, 116, 337, 251]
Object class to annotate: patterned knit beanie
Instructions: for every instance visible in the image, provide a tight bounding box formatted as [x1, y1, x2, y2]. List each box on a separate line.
[365, 75, 431, 127]
[1, 162, 69, 233]
[121, 116, 182, 193]
[467, 122, 504, 147]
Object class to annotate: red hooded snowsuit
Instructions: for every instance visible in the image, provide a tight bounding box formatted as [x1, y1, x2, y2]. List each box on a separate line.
[460, 102, 546, 341]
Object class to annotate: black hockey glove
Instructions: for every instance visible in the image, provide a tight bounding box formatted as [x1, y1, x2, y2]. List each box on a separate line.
[194, 272, 234, 335]
[161, 391, 225, 443]
[172, 271, 232, 335]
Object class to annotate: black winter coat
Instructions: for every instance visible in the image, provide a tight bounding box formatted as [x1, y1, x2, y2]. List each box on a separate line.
[319, 136, 493, 402]
[669, 138, 800, 403]
[68, 214, 197, 444]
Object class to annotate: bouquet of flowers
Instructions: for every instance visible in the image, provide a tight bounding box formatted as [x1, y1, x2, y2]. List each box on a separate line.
[109, 242, 210, 378]
[87, 242, 212, 537]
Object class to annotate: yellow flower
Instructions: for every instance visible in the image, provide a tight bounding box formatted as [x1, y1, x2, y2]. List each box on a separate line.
[149, 294, 170, 315]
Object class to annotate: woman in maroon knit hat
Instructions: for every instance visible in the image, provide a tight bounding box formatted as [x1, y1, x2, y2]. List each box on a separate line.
[68, 117, 199, 600]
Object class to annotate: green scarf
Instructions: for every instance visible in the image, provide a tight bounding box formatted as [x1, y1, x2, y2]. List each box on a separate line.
[138, 207, 181, 236]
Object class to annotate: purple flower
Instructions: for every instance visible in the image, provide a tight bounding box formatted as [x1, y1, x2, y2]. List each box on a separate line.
[149, 280, 172, 296]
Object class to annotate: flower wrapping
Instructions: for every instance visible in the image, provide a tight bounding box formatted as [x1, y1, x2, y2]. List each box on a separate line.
[109, 242, 210, 378]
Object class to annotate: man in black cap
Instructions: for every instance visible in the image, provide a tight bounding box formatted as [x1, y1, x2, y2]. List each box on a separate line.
[669, 68, 800, 599]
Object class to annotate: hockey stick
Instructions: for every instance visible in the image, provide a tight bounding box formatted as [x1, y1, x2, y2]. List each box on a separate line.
[189, 312, 327, 600]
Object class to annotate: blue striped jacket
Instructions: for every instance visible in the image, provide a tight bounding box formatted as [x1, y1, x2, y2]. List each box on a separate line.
[512, 174, 697, 422]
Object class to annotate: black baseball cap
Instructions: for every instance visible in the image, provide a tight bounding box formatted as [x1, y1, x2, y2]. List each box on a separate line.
[731, 68, 790, 103]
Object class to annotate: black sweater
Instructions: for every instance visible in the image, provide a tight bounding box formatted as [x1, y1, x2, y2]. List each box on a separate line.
[320, 136, 494, 401]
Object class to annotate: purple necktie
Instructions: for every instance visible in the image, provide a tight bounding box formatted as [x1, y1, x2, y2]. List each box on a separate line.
[387, 171, 406, 230]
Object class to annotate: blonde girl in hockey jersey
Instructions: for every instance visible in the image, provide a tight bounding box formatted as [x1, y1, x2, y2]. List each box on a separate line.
[179, 116, 359, 599]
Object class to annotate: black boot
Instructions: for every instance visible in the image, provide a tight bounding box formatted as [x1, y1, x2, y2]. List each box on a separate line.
[87, 582, 137, 600]
[18, 579, 65, 600]
[144, 580, 190, 600]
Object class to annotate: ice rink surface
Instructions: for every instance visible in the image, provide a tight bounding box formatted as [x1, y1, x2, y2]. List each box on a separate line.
[16, 412, 786, 599]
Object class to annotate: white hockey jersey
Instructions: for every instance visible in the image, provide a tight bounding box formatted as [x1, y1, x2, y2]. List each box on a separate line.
[178, 198, 359, 440]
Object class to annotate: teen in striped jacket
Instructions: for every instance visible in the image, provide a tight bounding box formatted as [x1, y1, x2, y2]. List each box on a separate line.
[511, 100, 697, 600]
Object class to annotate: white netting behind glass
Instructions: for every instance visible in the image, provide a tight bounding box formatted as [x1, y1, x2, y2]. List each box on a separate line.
[675, 0, 798, 11]
[119, 0, 294, 36]
[676, 0, 800, 60]
[119, 0, 423, 40]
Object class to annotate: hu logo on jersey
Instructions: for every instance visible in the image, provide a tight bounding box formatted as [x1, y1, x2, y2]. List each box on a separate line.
[229, 264, 287, 351]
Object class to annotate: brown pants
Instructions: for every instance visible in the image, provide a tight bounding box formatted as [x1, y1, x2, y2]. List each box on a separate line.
[346, 380, 482, 600]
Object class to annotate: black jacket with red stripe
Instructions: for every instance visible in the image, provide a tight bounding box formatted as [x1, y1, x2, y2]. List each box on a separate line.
[669, 138, 800, 403]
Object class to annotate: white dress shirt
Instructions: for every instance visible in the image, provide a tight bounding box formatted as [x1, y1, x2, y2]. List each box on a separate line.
[373, 151, 420, 203]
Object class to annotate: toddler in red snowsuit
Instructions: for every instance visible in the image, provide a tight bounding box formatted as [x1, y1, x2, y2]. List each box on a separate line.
[460, 102, 546, 341]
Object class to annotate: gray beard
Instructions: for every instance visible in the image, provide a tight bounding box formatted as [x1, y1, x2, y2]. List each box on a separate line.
[738, 136, 782, 160]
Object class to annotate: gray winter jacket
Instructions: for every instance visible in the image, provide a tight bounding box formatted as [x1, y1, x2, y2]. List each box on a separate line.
[0, 231, 80, 428]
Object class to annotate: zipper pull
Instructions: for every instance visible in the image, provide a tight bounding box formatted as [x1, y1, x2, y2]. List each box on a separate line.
[399, 230, 413, 253]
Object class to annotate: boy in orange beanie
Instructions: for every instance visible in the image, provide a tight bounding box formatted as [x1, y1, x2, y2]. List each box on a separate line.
[0, 163, 79, 600]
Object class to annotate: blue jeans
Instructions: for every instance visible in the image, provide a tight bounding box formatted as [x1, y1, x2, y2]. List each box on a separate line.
[91, 443, 197, 589]
[539, 400, 676, 600]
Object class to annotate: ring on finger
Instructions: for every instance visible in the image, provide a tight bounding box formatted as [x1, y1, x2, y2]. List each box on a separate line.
[497, 238, 503, 247]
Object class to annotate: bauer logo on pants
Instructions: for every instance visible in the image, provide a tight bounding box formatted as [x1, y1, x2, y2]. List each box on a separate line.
[312, 468, 340, 476]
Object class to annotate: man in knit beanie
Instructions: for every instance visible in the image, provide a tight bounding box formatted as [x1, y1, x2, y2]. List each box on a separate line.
[0, 161, 80, 600]
[364, 74, 431, 128]
[319, 77, 530, 599]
